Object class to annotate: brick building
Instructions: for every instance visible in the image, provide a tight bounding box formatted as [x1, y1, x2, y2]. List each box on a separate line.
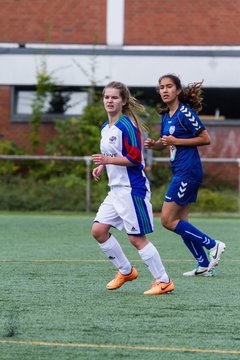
[0, 0, 239, 183]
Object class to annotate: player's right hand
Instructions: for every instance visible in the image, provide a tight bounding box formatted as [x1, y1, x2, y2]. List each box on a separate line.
[92, 165, 105, 181]
[144, 138, 155, 149]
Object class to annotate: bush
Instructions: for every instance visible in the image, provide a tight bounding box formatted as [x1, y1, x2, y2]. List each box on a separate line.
[0, 176, 85, 211]
[192, 188, 238, 212]
[0, 172, 110, 212]
[0, 175, 236, 213]
[0, 140, 24, 177]
[150, 186, 238, 213]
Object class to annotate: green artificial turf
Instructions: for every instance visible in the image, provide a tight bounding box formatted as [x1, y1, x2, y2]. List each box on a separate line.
[0, 214, 239, 359]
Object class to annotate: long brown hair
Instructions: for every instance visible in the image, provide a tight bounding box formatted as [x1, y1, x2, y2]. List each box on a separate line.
[156, 74, 204, 114]
[103, 81, 147, 133]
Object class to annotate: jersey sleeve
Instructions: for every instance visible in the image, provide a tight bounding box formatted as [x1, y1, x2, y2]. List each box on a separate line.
[116, 116, 143, 166]
[123, 129, 142, 165]
[160, 114, 166, 137]
[179, 105, 205, 136]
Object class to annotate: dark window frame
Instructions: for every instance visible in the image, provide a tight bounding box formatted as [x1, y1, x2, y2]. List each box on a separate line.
[131, 86, 240, 122]
[10, 85, 90, 123]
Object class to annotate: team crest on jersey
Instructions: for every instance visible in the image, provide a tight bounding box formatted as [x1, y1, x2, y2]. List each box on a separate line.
[109, 136, 117, 144]
[169, 126, 175, 135]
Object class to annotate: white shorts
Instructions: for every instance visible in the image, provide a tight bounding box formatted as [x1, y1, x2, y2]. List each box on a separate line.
[94, 186, 154, 235]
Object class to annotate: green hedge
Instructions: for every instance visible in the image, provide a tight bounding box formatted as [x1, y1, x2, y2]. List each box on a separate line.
[0, 176, 237, 213]
[150, 186, 238, 213]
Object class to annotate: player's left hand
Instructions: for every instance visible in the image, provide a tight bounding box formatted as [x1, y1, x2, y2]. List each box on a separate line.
[161, 135, 177, 146]
[144, 138, 155, 149]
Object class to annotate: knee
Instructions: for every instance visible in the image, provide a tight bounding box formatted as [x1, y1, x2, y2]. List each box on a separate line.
[129, 236, 139, 249]
[91, 223, 109, 243]
[91, 224, 101, 240]
[129, 235, 148, 250]
[161, 214, 174, 231]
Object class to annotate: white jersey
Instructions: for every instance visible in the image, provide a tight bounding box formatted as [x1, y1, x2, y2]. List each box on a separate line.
[100, 115, 150, 196]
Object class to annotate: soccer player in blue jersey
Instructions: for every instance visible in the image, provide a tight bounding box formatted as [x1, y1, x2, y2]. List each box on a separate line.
[91, 81, 174, 295]
[144, 74, 226, 276]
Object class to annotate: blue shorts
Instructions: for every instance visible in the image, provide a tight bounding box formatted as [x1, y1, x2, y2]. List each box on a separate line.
[164, 177, 201, 205]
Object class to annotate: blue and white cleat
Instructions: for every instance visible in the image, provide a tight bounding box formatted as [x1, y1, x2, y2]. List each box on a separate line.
[183, 266, 215, 277]
[208, 241, 226, 271]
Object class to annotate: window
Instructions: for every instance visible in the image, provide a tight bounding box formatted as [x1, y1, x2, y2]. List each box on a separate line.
[130, 87, 240, 121]
[11, 86, 89, 122]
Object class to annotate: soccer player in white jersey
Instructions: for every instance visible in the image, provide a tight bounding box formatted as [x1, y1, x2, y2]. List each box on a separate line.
[145, 74, 226, 277]
[91, 81, 174, 295]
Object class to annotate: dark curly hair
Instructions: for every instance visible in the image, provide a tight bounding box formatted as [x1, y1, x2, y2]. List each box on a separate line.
[156, 74, 204, 114]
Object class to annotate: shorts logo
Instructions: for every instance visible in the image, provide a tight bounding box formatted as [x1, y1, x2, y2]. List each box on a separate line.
[131, 226, 138, 231]
[169, 126, 175, 135]
[109, 136, 117, 144]
[177, 181, 188, 198]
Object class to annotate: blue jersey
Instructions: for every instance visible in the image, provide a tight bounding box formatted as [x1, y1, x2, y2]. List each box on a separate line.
[160, 103, 205, 183]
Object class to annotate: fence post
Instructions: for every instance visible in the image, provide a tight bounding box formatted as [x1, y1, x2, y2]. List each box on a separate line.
[84, 156, 92, 213]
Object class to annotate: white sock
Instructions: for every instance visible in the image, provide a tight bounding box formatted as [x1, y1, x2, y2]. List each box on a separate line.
[138, 242, 169, 282]
[99, 235, 132, 275]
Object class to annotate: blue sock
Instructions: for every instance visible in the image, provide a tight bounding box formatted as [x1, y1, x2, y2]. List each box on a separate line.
[175, 220, 216, 250]
[182, 237, 209, 267]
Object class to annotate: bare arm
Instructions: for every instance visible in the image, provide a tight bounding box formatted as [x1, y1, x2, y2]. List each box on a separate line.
[92, 154, 135, 166]
[161, 129, 211, 147]
[144, 137, 166, 151]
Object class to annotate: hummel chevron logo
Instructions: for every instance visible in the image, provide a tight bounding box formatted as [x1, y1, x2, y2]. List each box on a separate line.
[203, 237, 211, 246]
[178, 181, 188, 198]
[197, 256, 204, 263]
[180, 105, 200, 128]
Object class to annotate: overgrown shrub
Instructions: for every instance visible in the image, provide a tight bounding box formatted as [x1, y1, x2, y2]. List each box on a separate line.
[0, 170, 109, 212]
[192, 188, 238, 212]
[150, 186, 238, 213]
[0, 176, 85, 211]
[0, 175, 237, 213]
[0, 140, 24, 178]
